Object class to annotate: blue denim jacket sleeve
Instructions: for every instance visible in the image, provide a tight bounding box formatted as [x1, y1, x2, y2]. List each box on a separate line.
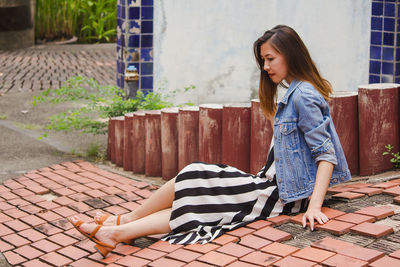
[315, 147, 337, 165]
[293, 86, 338, 165]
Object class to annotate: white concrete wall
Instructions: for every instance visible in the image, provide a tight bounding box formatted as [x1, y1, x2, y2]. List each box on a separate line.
[154, 0, 371, 105]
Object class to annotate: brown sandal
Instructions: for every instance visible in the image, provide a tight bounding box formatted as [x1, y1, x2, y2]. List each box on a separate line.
[95, 213, 121, 225]
[68, 218, 115, 258]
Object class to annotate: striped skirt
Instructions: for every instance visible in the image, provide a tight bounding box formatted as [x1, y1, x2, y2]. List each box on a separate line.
[161, 147, 308, 244]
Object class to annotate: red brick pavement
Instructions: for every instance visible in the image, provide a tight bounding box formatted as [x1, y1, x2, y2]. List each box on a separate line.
[0, 160, 399, 266]
[0, 44, 116, 94]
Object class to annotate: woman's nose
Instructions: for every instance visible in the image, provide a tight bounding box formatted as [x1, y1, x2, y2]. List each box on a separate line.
[264, 63, 270, 71]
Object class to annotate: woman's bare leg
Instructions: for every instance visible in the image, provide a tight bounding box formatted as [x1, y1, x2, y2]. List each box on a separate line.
[72, 208, 172, 248]
[95, 178, 176, 225]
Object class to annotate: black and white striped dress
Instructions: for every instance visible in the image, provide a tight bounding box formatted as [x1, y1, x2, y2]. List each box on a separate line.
[162, 142, 309, 244]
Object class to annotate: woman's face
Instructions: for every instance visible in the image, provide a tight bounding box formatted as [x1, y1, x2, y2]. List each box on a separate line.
[260, 41, 292, 84]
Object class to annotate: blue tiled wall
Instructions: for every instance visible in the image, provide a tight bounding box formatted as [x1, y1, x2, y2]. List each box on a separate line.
[369, 0, 400, 83]
[116, 0, 154, 94]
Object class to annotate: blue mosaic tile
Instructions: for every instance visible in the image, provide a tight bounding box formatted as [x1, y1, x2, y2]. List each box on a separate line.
[140, 62, 153, 75]
[129, 20, 141, 34]
[384, 17, 395, 31]
[370, 60, 381, 74]
[141, 76, 153, 89]
[383, 47, 394, 61]
[142, 20, 153, 33]
[396, 48, 400, 61]
[382, 62, 393, 74]
[369, 75, 380, 83]
[141, 48, 153, 61]
[120, 76, 125, 88]
[129, 7, 140, 19]
[141, 35, 153, 47]
[117, 18, 124, 31]
[384, 32, 394, 46]
[117, 74, 122, 87]
[128, 35, 140, 47]
[372, 2, 384, 16]
[126, 48, 140, 62]
[141, 6, 153, 19]
[396, 63, 400, 75]
[385, 2, 396, 17]
[118, 61, 126, 74]
[370, 45, 381, 60]
[371, 31, 382, 45]
[117, 5, 122, 18]
[398, 3, 400, 17]
[371, 16, 383, 30]
[142, 0, 153, 6]
[117, 46, 122, 60]
[395, 76, 400, 83]
[117, 0, 154, 91]
[117, 34, 125, 46]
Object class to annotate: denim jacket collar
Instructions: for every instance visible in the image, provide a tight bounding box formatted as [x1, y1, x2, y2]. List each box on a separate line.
[280, 79, 303, 105]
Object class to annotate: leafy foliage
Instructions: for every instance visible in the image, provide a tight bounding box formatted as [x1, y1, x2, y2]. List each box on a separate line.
[35, 0, 117, 43]
[383, 144, 400, 168]
[33, 75, 195, 138]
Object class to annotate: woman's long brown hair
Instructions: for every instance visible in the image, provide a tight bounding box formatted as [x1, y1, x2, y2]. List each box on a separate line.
[253, 25, 332, 118]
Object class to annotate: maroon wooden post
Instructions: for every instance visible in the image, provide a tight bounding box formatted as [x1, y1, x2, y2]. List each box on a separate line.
[250, 99, 273, 174]
[161, 108, 179, 180]
[222, 103, 251, 172]
[178, 106, 199, 170]
[132, 111, 146, 174]
[358, 84, 400, 175]
[114, 116, 125, 167]
[199, 104, 223, 164]
[145, 110, 162, 177]
[329, 91, 359, 175]
[123, 113, 134, 171]
[107, 118, 115, 161]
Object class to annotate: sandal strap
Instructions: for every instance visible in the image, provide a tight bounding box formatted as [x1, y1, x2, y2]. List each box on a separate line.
[117, 215, 121, 225]
[89, 224, 102, 238]
[97, 213, 110, 225]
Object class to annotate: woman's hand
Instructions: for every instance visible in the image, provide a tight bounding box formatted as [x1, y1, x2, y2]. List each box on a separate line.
[303, 160, 333, 231]
[302, 207, 329, 231]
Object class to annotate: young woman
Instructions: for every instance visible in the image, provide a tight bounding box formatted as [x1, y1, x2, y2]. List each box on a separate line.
[69, 25, 351, 258]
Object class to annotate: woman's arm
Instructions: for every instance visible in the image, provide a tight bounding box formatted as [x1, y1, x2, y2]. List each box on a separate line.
[302, 160, 334, 230]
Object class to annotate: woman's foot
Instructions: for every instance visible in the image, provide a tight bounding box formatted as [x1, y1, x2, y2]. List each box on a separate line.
[69, 215, 118, 258]
[94, 212, 124, 226]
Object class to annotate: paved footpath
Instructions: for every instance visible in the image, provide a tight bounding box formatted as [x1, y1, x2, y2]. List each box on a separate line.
[0, 160, 400, 266]
[0, 44, 116, 94]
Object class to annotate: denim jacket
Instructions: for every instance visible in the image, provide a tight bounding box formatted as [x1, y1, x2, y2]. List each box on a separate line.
[274, 80, 351, 203]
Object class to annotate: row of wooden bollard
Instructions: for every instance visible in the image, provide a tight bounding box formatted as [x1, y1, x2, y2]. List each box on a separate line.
[108, 83, 400, 180]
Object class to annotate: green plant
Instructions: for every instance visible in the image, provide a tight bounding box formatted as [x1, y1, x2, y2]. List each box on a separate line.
[383, 144, 400, 168]
[33, 75, 193, 138]
[35, 0, 117, 43]
[0, 114, 7, 120]
[86, 143, 105, 161]
[79, 0, 117, 42]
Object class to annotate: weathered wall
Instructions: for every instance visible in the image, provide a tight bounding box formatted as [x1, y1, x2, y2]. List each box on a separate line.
[154, 0, 370, 105]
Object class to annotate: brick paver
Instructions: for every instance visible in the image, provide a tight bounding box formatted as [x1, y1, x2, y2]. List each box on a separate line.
[0, 160, 399, 266]
[350, 221, 394, 238]
[315, 219, 355, 235]
[0, 44, 116, 94]
[355, 206, 394, 220]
